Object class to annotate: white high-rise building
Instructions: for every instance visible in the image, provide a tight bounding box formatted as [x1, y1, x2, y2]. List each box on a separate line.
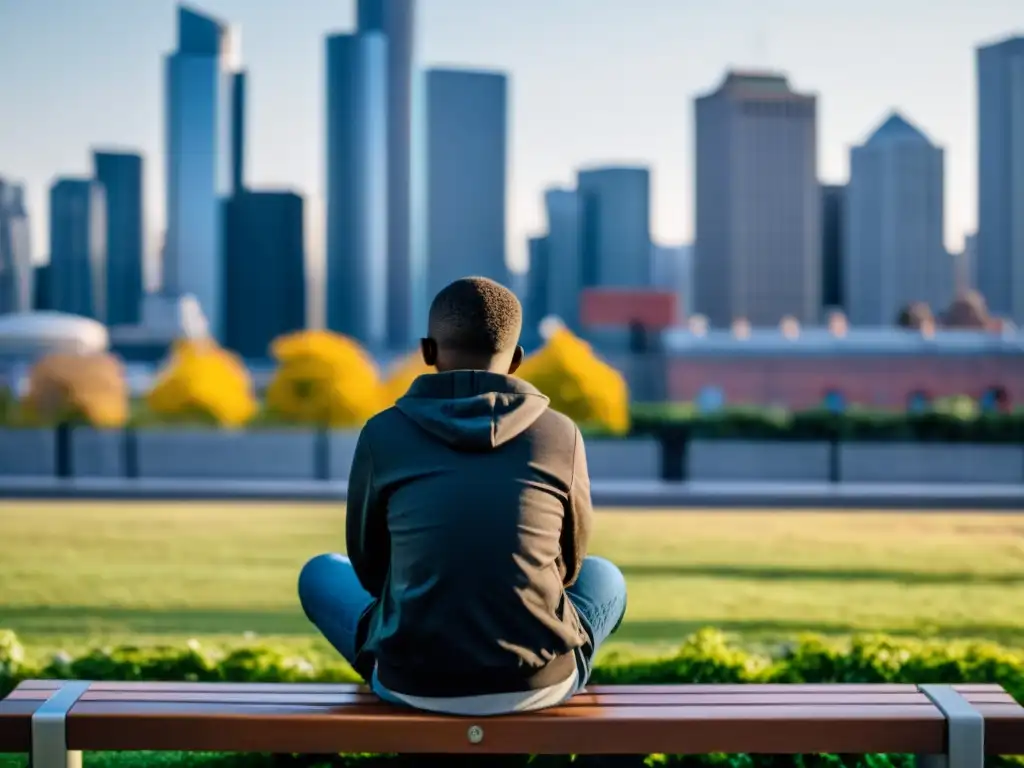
[694, 71, 820, 327]
[977, 36, 1024, 325]
[0, 179, 33, 315]
[163, 5, 242, 340]
[846, 112, 951, 326]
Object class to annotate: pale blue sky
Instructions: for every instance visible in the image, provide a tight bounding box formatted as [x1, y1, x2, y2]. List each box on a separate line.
[1, 0, 1021, 274]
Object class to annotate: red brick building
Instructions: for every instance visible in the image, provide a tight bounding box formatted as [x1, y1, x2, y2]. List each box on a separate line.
[659, 328, 1023, 409]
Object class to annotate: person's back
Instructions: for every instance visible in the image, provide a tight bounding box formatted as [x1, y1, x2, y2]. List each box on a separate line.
[298, 277, 627, 716]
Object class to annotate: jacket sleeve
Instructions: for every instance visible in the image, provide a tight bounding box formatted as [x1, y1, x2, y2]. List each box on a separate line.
[345, 426, 390, 598]
[561, 426, 594, 587]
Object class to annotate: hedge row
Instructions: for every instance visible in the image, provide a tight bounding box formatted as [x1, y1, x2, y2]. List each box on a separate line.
[2, 629, 1023, 767]
[631, 407, 1024, 443]
[4, 406, 1024, 444]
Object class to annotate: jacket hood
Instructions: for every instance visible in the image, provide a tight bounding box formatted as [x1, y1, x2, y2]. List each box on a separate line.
[395, 371, 550, 451]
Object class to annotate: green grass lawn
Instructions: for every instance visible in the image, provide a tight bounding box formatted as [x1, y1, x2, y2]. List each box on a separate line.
[1, 501, 1023, 659]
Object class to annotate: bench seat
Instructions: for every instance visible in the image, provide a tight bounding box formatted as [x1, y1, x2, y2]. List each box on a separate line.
[2, 680, 1022, 762]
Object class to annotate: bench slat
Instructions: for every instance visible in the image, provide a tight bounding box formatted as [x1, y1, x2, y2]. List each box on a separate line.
[4, 681, 1022, 756]
[66, 702, 945, 755]
[28, 691, 940, 706]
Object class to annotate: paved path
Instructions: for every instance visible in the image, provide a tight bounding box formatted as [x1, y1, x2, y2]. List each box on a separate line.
[1, 476, 1022, 510]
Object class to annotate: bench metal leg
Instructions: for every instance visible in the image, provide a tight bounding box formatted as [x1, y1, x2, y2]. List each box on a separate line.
[31, 681, 91, 768]
[917, 684, 985, 768]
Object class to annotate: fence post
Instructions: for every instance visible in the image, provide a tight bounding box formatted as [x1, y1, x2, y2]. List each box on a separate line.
[828, 435, 841, 484]
[660, 429, 688, 482]
[55, 423, 72, 479]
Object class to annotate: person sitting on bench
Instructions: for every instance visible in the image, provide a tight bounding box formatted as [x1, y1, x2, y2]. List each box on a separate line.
[299, 276, 627, 716]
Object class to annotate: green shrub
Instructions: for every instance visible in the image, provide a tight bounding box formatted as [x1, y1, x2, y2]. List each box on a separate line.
[2, 630, 1022, 767]
[631, 405, 1024, 444]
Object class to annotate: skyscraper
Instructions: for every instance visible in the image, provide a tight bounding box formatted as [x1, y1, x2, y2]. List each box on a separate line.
[49, 178, 106, 320]
[977, 36, 1024, 325]
[224, 191, 306, 359]
[0, 179, 33, 315]
[651, 243, 693, 319]
[93, 151, 144, 326]
[821, 184, 846, 311]
[230, 70, 247, 196]
[164, 4, 241, 340]
[524, 235, 549, 349]
[576, 167, 651, 290]
[543, 188, 584, 331]
[325, 32, 388, 349]
[846, 113, 950, 326]
[357, 0, 416, 350]
[425, 68, 509, 298]
[694, 71, 820, 327]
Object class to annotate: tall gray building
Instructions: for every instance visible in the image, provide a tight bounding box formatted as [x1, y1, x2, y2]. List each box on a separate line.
[357, 0, 416, 350]
[651, 243, 693, 319]
[325, 32, 388, 348]
[977, 36, 1024, 325]
[576, 167, 651, 290]
[49, 178, 106, 320]
[694, 71, 820, 327]
[164, 5, 241, 340]
[0, 179, 33, 315]
[846, 113, 950, 326]
[543, 187, 584, 330]
[524, 235, 549, 349]
[424, 69, 509, 298]
[94, 151, 144, 326]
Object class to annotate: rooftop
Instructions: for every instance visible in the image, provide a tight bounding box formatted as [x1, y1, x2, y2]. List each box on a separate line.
[864, 112, 934, 147]
[660, 326, 1024, 357]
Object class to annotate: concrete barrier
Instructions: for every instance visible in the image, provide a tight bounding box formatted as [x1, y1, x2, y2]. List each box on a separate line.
[688, 440, 832, 482]
[0, 428, 55, 477]
[136, 429, 319, 480]
[71, 429, 125, 478]
[327, 431, 361, 481]
[840, 443, 1024, 484]
[584, 438, 661, 480]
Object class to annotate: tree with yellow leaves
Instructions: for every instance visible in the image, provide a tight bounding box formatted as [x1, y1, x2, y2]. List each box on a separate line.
[147, 339, 258, 427]
[20, 352, 129, 428]
[264, 330, 385, 427]
[516, 327, 630, 435]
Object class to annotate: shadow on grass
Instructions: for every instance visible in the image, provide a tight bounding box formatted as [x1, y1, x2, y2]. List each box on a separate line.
[4, 607, 1024, 647]
[617, 563, 1024, 585]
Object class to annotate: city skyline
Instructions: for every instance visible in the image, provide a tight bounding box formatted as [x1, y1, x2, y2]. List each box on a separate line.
[2, 0, 1022, 274]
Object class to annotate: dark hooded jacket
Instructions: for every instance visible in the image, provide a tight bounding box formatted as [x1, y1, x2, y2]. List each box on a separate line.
[345, 370, 593, 698]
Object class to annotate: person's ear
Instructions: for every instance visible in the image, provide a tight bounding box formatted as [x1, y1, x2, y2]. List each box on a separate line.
[420, 337, 438, 367]
[507, 345, 524, 375]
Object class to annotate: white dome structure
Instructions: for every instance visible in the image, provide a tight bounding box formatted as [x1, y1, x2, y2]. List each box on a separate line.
[0, 311, 109, 359]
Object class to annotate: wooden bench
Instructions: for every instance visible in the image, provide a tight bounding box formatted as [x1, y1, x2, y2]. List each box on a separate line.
[2, 680, 1022, 768]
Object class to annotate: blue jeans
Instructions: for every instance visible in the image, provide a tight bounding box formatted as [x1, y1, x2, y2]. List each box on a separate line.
[298, 554, 628, 697]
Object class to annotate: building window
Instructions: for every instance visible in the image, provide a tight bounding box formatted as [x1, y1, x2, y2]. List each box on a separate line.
[696, 386, 725, 413]
[823, 388, 846, 414]
[907, 390, 931, 413]
[980, 386, 1009, 413]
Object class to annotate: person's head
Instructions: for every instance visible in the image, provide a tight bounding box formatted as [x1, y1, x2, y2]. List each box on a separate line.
[421, 277, 525, 374]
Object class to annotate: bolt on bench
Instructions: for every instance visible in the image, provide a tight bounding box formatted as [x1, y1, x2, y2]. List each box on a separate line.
[2, 681, 1022, 768]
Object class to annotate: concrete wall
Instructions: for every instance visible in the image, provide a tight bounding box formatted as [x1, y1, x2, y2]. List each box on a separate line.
[0, 429, 55, 476]
[840, 443, 1024, 484]
[584, 438, 661, 481]
[2, 428, 1022, 486]
[136, 429, 319, 480]
[689, 440, 832, 482]
[72, 429, 125, 478]
[328, 431, 360, 481]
